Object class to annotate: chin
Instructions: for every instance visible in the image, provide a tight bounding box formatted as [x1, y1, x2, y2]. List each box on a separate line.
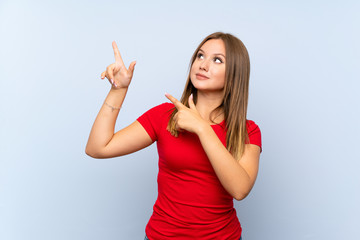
[191, 81, 220, 92]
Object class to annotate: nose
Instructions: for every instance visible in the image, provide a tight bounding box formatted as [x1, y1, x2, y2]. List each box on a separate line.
[199, 59, 209, 71]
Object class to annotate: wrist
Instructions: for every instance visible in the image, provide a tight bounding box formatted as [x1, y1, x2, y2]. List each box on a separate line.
[110, 86, 128, 94]
[196, 121, 212, 136]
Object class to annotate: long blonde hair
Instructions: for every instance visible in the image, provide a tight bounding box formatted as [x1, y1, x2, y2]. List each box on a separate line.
[168, 32, 250, 160]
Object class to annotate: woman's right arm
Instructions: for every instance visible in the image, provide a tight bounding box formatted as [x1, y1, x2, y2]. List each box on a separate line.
[85, 41, 153, 159]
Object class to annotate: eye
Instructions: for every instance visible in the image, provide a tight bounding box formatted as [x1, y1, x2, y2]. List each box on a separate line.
[214, 57, 223, 63]
[197, 53, 204, 59]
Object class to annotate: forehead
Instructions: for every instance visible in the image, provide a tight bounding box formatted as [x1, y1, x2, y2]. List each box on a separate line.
[200, 39, 226, 54]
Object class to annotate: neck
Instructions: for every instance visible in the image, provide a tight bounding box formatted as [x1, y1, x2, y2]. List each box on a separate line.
[195, 90, 224, 123]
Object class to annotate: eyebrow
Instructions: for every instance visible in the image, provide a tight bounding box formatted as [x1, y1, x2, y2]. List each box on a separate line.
[199, 49, 226, 58]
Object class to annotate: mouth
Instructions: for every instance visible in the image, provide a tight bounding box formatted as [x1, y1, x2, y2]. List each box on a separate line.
[195, 73, 209, 80]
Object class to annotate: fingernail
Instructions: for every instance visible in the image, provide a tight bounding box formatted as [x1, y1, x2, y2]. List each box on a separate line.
[114, 83, 118, 87]
[110, 79, 114, 84]
[190, 93, 193, 99]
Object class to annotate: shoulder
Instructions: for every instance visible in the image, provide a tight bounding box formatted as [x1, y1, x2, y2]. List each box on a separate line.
[246, 119, 262, 151]
[137, 103, 175, 142]
[246, 119, 260, 132]
[138, 102, 175, 121]
[145, 102, 174, 115]
[158, 102, 175, 111]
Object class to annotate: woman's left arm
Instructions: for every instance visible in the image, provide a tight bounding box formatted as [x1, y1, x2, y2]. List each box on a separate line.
[197, 127, 260, 200]
[166, 93, 260, 200]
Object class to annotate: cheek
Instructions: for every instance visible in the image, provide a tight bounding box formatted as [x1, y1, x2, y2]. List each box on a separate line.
[189, 66, 196, 84]
[190, 65, 195, 75]
[189, 64, 198, 81]
[214, 68, 226, 82]
[190, 62, 197, 74]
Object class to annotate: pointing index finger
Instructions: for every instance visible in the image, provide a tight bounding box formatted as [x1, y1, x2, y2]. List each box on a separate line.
[112, 41, 124, 66]
[165, 93, 184, 109]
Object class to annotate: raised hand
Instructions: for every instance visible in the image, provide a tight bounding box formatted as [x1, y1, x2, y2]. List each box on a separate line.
[101, 41, 136, 89]
[165, 93, 208, 135]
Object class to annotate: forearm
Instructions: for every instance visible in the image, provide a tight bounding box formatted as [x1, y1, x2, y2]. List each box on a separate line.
[197, 125, 253, 200]
[85, 87, 128, 156]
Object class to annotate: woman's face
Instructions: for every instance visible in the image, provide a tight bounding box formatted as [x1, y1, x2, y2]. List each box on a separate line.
[190, 39, 226, 93]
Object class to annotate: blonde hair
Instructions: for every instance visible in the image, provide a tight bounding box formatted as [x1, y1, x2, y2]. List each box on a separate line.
[168, 32, 250, 160]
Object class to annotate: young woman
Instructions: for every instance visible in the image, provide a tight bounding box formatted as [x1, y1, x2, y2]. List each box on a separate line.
[86, 32, 262, 240]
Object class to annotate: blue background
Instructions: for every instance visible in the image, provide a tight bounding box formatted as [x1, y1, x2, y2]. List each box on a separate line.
[1, 0, 359, 239]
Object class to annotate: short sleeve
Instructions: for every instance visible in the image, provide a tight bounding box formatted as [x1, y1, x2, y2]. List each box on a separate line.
[137, 103, 174, 142]
[246, 120, 262, 152]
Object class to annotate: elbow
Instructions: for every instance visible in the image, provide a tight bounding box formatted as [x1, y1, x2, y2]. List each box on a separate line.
[85, 145, 116, 159]
[85, 148, 96, 158]
[233, 191, 249, 201]
[85, 145, 94, 157]
[232, 186, 252, 201]
[232, 179, 256, 201]
[85, 146, 103, 159]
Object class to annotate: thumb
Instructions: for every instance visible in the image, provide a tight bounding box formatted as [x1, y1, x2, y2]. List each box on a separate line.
[188, 94, 197, 110]
[128, 61, 136, 75]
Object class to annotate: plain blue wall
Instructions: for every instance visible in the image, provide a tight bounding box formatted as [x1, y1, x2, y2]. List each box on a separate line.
[1, 0, 359, 239]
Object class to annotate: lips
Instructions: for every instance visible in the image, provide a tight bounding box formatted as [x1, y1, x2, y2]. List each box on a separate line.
[195, 73, 209, 80]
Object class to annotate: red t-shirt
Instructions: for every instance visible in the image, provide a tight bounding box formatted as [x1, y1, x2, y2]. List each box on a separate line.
[137, 103, 262, 240]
